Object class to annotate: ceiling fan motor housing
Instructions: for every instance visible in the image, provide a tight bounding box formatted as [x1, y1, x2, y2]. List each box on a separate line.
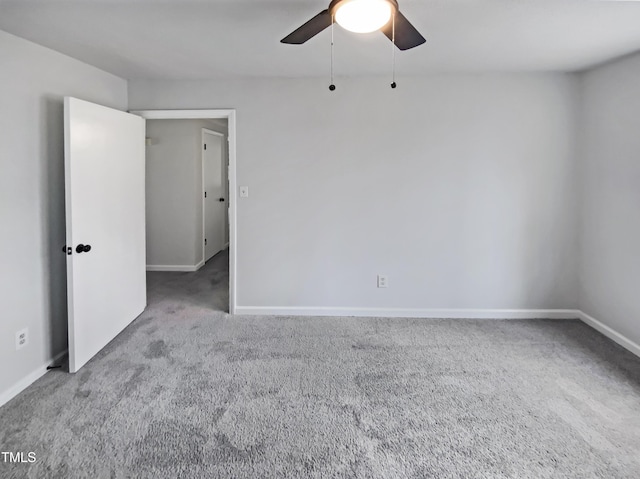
[281, 0, 424, 50]
[328, 0, 399, 18]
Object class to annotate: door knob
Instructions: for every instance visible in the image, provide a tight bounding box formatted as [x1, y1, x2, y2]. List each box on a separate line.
[76, 244, 92, 253]
[219, 198, 225, 202]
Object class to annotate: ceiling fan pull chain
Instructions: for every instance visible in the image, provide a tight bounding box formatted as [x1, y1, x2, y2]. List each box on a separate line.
[329, 15, 336, 91]
[391, 13, 397, 89]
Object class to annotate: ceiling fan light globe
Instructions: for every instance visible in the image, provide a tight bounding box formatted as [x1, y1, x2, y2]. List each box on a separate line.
[335, 0, 392, 34]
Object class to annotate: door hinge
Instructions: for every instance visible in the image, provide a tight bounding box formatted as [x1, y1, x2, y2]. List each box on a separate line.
[204, 144, 207, 150]
[204, 238, 207, 245]
[204, 191, 207, 198]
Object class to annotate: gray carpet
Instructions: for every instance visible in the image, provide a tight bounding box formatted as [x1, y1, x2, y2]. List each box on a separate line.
[1, 251, 640, 478]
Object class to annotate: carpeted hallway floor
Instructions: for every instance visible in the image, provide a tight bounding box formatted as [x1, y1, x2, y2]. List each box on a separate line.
[1, 249, 640, 478]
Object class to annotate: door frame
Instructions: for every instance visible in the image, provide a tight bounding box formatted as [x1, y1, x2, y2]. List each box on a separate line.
[130, 109, 237, 314]
[201, 128, 226, 263]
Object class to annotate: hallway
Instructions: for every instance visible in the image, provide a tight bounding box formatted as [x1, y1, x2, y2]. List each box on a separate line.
[146, 248, 229, 314]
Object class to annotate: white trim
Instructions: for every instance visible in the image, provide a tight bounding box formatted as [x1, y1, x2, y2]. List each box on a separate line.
[131, 109, 237, 314]
[202, 128, 224, 137]
[234, 307, 581, 319]
[228, 111, 237, 314]
[1, 310, 636, 408]
[578, 311, 640, 358]
[146, 262, 204, 272]
[130, 109, 235, 120]
[0, 350, 68, 408]
[201, 129, 206, 264]
[234, 306, 638, 358]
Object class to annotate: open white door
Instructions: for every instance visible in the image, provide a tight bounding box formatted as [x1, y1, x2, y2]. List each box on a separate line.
[64, 97, 146, 373]
[203, 129, 226, 261]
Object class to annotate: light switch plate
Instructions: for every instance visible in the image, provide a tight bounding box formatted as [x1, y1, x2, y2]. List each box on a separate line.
[239, 186, 249, 198]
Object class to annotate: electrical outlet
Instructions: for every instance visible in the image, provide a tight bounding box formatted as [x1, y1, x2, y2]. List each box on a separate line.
[16, 328, 28, 350]
[377, 275, 388, 288]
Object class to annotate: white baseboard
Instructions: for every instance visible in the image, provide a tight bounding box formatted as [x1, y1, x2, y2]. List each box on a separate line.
[0, 349, 68, 409]
[578, 311, 640, 358]
[234, 306, 581, 320]
[235, 306, 638, 358]
[1, 311, 633, 410]
[146, 261, 204, 272]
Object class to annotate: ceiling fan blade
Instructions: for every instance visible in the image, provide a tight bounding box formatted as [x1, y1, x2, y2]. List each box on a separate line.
[381, 11, 426, 51]
[281, 10, 332, 44]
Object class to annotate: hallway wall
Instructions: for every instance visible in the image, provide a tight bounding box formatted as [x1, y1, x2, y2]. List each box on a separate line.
[145, 119, 228, 271]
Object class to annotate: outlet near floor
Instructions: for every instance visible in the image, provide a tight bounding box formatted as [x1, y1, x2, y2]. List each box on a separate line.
[16, 328, 28, 350]
[377, 275, 389, 288]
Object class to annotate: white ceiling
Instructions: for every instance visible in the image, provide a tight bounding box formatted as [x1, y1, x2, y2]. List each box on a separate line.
[1, 0, 640, 79]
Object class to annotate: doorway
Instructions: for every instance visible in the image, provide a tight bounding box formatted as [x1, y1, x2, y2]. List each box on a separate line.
[202, 128, 227, 262]
[132, 109, 237, 314]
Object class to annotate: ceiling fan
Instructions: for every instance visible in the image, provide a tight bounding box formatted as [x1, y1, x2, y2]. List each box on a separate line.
[281, 0, 426, 50]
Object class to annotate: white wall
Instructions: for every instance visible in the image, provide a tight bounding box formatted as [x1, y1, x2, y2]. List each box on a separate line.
[0, 30, 127, 403]
[146, 120, 201, 269]
[130, 74, 579, 313]
[145, 119, 228, 270]
[578, 53, 640, 347]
